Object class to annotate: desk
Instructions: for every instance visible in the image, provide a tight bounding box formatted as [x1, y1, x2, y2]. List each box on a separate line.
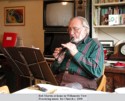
[13, 84, 105, 94]
[105, 66, 125, 92]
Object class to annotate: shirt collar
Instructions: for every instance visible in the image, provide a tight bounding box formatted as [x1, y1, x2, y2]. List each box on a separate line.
[76, 35, 90, 45]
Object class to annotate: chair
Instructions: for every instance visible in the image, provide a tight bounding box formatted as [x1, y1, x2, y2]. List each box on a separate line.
[0, 85, 10, 94]
[2, 32, 17, 47]
[96, 65, 107, 92]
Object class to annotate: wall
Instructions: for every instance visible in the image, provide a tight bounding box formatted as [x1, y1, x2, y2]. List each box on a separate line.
[0, 0, 44, 52]
[93, 28, 125, 44]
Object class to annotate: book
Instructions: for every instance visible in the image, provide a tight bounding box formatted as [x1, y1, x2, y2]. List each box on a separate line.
[120, 14, 125, 24]
[94, 7, 101, 25]
[108, 0, 114, 2]
[114, 0, 119, 2]
[100, 7, 109, 25]
[108, 14, 121, 25]
[100, 0, 105, 3]
[114, 6, 119, 14]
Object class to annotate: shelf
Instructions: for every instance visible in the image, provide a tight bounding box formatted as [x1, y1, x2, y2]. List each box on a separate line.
[93, 25, 125, 28]
[94, 2, 125, 7]
[92, 0, 125, 42]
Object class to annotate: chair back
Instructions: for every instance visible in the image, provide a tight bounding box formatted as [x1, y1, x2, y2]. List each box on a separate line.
[0, 85, 10, 94]
[96, 65, 106, 92]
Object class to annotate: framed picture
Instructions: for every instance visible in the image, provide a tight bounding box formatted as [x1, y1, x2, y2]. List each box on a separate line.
[99, 40, 114, 47]
[4, 6, 25, 26]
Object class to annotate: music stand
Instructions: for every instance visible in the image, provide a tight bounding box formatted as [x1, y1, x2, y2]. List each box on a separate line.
[0, 47, 58, 86]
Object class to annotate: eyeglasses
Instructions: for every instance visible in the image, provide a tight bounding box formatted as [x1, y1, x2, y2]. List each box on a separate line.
[67, 26, 86, 33]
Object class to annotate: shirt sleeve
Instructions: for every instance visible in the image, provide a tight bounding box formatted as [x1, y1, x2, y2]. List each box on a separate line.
[73, 43, 104, 78]
[51, 60, 61, 74]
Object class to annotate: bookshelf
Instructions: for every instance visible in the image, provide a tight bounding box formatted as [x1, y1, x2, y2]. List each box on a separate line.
[94, 2, 125, 6]
[92, 0, 125, 43]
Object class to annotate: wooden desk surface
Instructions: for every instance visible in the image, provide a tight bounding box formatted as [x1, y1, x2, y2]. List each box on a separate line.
[105, 66, 125, 74]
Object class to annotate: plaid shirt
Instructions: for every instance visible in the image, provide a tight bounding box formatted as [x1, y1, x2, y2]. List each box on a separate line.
[51, 36, 104, 79]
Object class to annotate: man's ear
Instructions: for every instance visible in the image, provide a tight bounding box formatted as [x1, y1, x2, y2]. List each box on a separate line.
[85, 28, 89, 35]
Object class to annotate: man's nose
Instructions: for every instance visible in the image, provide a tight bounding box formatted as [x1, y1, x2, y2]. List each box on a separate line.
[69, 30, 74, 36]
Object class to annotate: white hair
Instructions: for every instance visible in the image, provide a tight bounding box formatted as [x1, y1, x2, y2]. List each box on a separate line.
[70, 16, 90, 34]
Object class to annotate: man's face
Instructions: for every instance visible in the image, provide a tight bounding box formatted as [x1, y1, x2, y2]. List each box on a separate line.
[68, 18, 87, 43]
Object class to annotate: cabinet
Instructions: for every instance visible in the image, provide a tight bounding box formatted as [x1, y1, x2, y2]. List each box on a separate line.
[105, 66, 125, 92]
[92, 0, 125, 43]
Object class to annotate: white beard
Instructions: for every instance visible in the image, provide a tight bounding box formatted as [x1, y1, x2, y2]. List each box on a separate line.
[73, 33, 86, 43]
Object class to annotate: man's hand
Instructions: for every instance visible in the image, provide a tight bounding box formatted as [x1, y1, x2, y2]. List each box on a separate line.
[53, 47, 65, 63]
[61, 42, 78, 56]
[53, 47, 62, 59]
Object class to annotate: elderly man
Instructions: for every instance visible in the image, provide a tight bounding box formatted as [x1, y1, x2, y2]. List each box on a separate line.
[51, 16, 104, 90]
